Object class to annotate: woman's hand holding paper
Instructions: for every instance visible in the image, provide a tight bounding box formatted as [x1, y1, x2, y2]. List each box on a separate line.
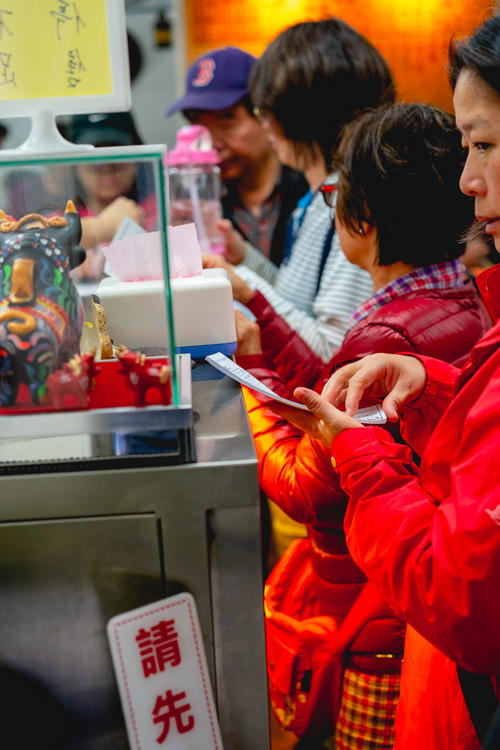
[271, 387, 364, 446]
[321, 353, 427, 421]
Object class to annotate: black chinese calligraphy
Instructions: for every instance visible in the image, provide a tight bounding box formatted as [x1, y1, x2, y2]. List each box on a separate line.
[50, 1, 86, 42]
[0, 50, 15, 88]
[0, 7, 13, 40]
[66, 47, 85, 88]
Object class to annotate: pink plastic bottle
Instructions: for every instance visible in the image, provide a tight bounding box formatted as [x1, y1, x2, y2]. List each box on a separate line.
[165, 125, 226, 254]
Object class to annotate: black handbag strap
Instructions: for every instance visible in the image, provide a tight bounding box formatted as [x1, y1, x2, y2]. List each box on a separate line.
[484, 704, 500, 750]
[315, 223, 335, 295]
[457, 666, 498, 746]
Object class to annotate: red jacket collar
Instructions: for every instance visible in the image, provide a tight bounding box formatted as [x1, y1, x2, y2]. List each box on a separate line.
[476, 264, 500, 322]
[455, 315, 500, 391]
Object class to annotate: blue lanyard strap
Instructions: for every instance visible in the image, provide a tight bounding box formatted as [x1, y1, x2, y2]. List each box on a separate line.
[283, 189, 314, 262]
[283, 188, 335, 294]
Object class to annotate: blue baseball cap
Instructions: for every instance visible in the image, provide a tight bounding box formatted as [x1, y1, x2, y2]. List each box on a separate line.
[166, 47, 255, 116]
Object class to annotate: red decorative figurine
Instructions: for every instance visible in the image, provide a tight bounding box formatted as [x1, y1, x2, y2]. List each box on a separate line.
[116, 347, 172, 407]
[45, 349, 99, 409]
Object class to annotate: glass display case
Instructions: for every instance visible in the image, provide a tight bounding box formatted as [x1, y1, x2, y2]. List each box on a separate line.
[0, 146, 194, 473]
[0, 149, 267, 750]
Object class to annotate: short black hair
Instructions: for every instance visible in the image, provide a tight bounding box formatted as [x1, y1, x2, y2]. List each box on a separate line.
[64, 112, 143, 147]
[335, 102, 474, 267]
[449, 15, 500, 94]
[250, 18, 395, 170]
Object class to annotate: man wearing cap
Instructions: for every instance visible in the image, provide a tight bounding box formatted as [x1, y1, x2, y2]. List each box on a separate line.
[166, 46, 307, 267]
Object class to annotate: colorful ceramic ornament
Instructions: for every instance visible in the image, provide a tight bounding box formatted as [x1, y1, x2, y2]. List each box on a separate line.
[0, 201, 85, 406]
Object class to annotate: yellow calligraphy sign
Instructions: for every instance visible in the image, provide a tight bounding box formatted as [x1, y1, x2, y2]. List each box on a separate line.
[0, 0, 112, 100]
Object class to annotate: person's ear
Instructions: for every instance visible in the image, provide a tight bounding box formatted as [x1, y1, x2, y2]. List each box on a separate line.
[358, 221, 375, 237]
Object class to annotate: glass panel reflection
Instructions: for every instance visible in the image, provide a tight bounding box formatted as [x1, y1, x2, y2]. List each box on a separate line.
[0, 149, 179, 432]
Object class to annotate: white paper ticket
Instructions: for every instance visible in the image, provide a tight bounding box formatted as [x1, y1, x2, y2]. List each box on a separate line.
[206, 352, 387, 425]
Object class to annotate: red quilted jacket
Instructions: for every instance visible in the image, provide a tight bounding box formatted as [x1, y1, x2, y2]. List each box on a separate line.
[334, 276, 500, 749]
[238, 283, 489, 665]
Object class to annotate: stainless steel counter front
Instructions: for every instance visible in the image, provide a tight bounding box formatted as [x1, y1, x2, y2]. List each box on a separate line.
[0, 362, 268, 750]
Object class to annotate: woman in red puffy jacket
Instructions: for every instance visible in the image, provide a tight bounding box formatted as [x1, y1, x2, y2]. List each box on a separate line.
[267, 18, 500, 750]
[235, 102, 490, 748]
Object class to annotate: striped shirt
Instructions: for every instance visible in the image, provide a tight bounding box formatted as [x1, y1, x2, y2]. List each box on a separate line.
[234, 174, 373, 362]
[351, 259, 467, 324]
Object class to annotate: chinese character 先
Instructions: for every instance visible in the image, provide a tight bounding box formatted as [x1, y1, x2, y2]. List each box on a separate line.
[153, 689, 195, 743]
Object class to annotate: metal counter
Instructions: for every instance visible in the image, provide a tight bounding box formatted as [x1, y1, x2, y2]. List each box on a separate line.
[0, 362, 269, 750]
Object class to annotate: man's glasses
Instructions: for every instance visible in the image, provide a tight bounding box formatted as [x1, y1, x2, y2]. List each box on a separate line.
[320, 184, 337, 208]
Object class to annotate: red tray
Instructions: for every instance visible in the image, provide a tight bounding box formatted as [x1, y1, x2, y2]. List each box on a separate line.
[0, 357, 171, 414]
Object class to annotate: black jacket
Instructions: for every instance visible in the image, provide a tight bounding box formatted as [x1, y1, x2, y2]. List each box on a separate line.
[222, 166, 308, 268]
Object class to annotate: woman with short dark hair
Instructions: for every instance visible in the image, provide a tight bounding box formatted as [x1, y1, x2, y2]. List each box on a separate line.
[251, 17, 395, 173]
[206, 18, 394, 362]
[235, 101, 489, 749]
[335, 103, 473, 267]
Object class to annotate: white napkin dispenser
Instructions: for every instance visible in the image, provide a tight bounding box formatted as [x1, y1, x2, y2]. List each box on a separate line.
[96, 268, 237, 357]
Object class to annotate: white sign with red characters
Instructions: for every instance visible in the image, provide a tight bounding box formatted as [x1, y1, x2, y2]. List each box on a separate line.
[107, 593, 224, 749]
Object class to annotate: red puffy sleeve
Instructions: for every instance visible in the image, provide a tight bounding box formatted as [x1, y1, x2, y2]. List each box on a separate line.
[333, 347, 500, 672]
[242, 385, 347, 527]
